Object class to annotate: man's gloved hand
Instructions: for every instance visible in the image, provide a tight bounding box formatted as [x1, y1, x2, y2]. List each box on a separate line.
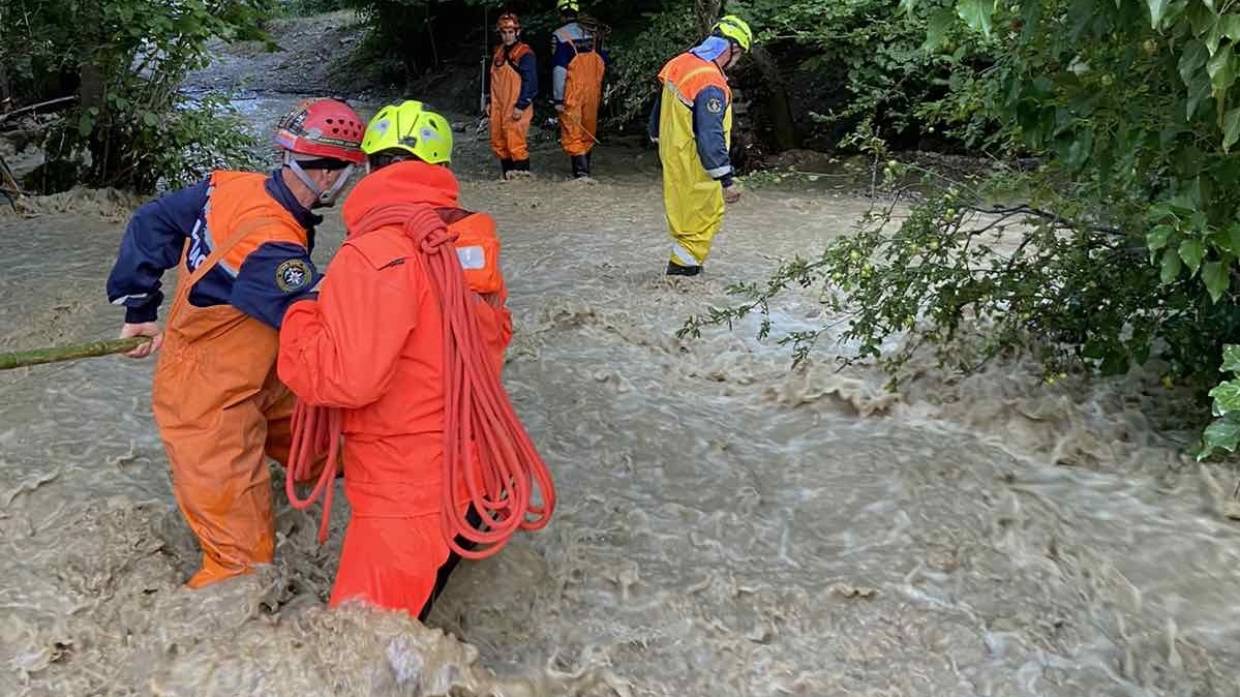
[511, 106, 525, 121]
[723, 183, 742, 204]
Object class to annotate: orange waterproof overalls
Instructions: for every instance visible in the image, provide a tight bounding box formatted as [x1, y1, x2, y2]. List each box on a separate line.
[490, 42, 535, 162]
[153, 172, 312, 589]
[556, 28, 605, 157]
[278, 161, 512, 617]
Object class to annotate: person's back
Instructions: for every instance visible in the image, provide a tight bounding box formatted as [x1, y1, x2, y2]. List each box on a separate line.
[285, 158, 510, 483]
[277, 101, 528, 619]
[551, 0, 608, 178]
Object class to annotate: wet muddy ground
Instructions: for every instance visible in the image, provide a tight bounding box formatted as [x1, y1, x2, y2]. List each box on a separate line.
[4, 12, 1240, 697]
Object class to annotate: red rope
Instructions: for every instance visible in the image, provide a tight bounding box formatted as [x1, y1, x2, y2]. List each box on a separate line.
[284, 401, 341, 544]
[284, 204, 555, 559]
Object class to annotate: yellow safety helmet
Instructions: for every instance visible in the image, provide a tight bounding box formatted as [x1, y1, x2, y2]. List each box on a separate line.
[557, 0, 580, 12]
[713, 15, 754, 52]
[361, 100, 453, 165]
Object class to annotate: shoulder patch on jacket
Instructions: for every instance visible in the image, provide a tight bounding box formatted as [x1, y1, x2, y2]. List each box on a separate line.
[275, 258, 312, 292]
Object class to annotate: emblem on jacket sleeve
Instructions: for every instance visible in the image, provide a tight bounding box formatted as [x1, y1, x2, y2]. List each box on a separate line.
[276, 259, 311, 292]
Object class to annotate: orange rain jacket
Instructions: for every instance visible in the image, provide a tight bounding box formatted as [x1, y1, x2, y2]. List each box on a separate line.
[277, 160, 512, 616]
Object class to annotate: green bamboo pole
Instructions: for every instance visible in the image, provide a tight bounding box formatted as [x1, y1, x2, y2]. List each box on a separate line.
[0, 337, 152, 371]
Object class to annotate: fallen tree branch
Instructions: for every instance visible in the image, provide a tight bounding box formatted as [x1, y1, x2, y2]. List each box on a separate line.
[0, 95, 78, 125]
[0, 337, 152, 371]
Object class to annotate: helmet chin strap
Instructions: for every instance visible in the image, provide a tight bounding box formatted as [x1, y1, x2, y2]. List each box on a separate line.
[318, 164, 354, 207]
[284, 154, 354, 208]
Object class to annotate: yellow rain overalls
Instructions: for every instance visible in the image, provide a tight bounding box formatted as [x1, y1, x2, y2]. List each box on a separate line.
[655, 52, 733, 270]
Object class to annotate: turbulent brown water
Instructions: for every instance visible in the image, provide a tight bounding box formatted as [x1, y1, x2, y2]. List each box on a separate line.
[6, 28, 1240, 695]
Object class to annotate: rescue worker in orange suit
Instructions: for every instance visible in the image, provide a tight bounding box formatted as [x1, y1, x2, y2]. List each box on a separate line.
[105, 98, 366, 589]
[277, 101, 514, 619]
[551, 0, 609, 179]
[649, 16, 753, 276]
[488, 12, 538, 180]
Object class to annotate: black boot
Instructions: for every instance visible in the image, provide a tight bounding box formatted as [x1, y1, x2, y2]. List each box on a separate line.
[666, 261, 703, 277]
[500, 158, 513, 178]
[571, 154, 590, 178]
[511, 158, 531, 175]
[585, 151, 593, 175]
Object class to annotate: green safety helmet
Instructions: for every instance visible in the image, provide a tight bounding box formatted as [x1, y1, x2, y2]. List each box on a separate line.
[361, 100, 453, 165]
[712, 15, 754, 52]
[557, 0, 580, 12]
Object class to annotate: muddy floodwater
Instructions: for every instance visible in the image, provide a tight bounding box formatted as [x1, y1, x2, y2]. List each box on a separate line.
[6, 85, 1240, 695]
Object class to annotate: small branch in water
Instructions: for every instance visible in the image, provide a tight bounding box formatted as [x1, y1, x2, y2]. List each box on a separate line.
[0, 95, 78, 124]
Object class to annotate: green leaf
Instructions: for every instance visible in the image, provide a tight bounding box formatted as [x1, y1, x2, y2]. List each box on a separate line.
[1203, 260, 1229, 301]
[77, 112, 93, 138]
[1209, 18, 1226, 55]
[1148, 0, 1171, 28]
[1227, 223, 1240, 253]
[1180, 40, 1209, 86]
[1226, 106, 1240, 151]
[1171, 178, 1204, 210]
[1224, 14, 1240, 42]
[1180, 239, 1206, 274]
[1082, 339, 1107, 360]
[1187, 71, 1212, 120]
[923, 8, 955, 51]
[142, 111, 159, 127]
[1066, 129, 1094, 169]
[1208, 43, 1236, 102]
[1212, 380, 1240, 415]
[1203, 416, 1240, 453]
[1187, 3, 1214, 37]
[957, 0, 994, 37]
[899, 0, 918, 15]
[1161, 246, 1183, 284]
[1148, 224, 1174, 251]
[1221, 344, 1240, 373]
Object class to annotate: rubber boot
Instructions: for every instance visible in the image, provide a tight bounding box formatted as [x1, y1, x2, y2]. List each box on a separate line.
[666, 261, 702, 277]
[510, 159, 531, 178]
[571, 154, 590, 179]
[500, 158, 513, 179]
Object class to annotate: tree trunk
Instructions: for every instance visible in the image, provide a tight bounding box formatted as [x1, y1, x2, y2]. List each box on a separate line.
[0, 61, 11, 113]
[751, 46, 798, 151]
[695, 0, 722, 35]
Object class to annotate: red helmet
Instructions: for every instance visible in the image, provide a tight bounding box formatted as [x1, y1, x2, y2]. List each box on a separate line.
[274, 98, 366, 165]
[496, 12, 520, 32]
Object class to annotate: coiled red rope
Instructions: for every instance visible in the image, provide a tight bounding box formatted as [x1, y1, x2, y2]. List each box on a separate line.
[284, 204, 555, 559]
[284, 402, 341, 543]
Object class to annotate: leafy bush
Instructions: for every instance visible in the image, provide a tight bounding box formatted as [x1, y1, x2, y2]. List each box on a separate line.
[2, 0, 273, 193]
[687, 0, 1240, 454]
[602, 5, 698, 126]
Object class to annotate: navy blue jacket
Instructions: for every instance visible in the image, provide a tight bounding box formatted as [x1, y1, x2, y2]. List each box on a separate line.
[648, 85, 735, 187]
[488, 43, 539, 110]
[106, 171, 321, 329]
